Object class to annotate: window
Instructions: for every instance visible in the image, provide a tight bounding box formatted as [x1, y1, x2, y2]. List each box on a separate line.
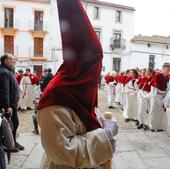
[34, 37, 43, 57]
[4, 35, 14, 54]
[94, 7, 99, 20]
[149, 55, 155, 69]
[115, 10, 121, 23]
[34, 11, 43, 30]
[113, 58, 121, 72]
[4, 8, 13, 28]
[94, 28, 101, 40]
[113, 32, 122, 48]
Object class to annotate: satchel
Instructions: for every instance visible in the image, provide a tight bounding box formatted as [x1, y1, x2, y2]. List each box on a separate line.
[0, 109, 15, 164]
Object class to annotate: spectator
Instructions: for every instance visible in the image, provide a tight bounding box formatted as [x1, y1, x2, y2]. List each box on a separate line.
[0, 53, 24, 152]
[39, 69, 48, 92]
[43, 68, 54, 90]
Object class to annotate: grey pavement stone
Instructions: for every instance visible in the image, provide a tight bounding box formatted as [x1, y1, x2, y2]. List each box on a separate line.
[126, 132, 168, 159]
[145, 132, 170, 156]
[113, 151, 148, 169]
[21, 143, 44, 169]
[7, 155, 27, 169]
[144, 157, 170, 169]
[16, 133, 40, 156]
[8, 133, 43, 169]
[115, 133, 135, 152]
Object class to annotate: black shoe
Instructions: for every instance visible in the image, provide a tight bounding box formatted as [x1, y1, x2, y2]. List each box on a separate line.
[143, 125, 149, 131]
[15, 142, 24, 151]
[27, 107, 33, 110]
[21, 109, 27, 113]
[125, 118, 130, 122]
[135, 120, 139, 126]
[157, 129, 164, 132]
[151, 129, 156, 132]
[137, 124, 143, 129]
[108, 106, 115, 109]
[4, 146, 19, 153]
[32, 129, 39, 135]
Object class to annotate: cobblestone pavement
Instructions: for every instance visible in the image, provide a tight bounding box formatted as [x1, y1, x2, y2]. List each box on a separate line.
[8, 88, 170, 169]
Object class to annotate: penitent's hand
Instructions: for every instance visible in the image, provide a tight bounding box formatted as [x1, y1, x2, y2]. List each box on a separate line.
[101, 119, 118, 138]
[5, 107, 13, 117]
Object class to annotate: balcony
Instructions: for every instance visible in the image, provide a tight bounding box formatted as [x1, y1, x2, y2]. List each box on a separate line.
[28, 46, 49, 61]
[0, 18, 19, 37]
[110, 38, 126, 50]
[28, 20, 48, 38]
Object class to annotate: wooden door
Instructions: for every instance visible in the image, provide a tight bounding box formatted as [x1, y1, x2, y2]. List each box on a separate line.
[34, 37, 43, 57]
[4, 35, 14, 54]
[33, 65, 42, 76]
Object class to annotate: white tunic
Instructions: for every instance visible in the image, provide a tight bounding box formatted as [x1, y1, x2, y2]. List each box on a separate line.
[149, 87, 168, 130]
[19, 76, 35, 109]
[115, 83, 121, 103]
[123, 80, 138, 120]
[106, 81, 116, 107]
[164, 80, 170, 108]
[137, 90, 149, 126]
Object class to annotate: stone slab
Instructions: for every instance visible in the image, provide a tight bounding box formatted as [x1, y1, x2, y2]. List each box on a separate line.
[113, 151, 148, 169]
[126, 132, 168, 159]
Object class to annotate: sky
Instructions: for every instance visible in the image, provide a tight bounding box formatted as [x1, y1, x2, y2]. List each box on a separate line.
[103, 0, 170, 36]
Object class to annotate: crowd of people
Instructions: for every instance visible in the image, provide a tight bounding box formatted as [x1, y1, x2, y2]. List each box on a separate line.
[105, 64, 170, 132]
[0, 53, 54, 156]
[15, 68, 54, 113]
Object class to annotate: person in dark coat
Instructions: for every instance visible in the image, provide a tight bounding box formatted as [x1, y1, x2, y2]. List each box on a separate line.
[0, 53, 24, 152]
[43, 68, 54, 90]
[39, 69, 48, 92]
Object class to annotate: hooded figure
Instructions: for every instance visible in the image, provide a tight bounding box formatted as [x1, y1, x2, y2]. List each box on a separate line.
[37, 0, 118, 169]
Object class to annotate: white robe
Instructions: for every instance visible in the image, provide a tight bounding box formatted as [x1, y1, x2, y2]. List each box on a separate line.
[37, 106, 113, 169]
[106, 81, 116, 107]
[149, 87, 168, 130]
[115, 83, 121, 103]
[19, 76, 35, 109]
[123, 80, 138, 120]
[164, 80, 170, 108]
[137, 90, 149, 126]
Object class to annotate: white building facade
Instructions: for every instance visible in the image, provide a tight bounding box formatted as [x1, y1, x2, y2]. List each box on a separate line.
[0, 0, 62, 75]
[129, 35, 170, 70]
[82, 0, 135, 74]
[0, 0, 135, 75]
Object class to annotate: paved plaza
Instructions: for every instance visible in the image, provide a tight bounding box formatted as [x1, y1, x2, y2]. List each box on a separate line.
[8, 89, 170, 169]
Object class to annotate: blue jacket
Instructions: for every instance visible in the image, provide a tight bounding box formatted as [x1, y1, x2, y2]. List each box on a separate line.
[0, 64, 19, 109]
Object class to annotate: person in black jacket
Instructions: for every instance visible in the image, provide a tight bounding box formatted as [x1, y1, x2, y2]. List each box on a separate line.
[0, 54, 24, 152]
[43, 68, 54, 90]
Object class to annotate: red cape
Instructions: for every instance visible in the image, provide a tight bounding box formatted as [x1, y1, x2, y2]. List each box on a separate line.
[104, 74, 115, 84]
[151, 72, 169, 91]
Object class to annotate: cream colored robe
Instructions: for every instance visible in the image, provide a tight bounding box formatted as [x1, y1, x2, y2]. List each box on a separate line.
[37, 106, 113, 169]
[123, 80, 138, 120]
[106, 81, 116, 107]
[137, 90, 149, 126]
[19, 76, 35, 109]
[149, 87, 168, 130]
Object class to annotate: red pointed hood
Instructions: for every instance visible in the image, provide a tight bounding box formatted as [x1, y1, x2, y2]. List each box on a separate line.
[37, 0, 103, 131]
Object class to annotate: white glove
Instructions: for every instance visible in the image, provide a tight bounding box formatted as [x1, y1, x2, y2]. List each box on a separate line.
[101, 118, 118, 138]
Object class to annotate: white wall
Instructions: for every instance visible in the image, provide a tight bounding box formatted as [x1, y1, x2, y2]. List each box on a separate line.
[126, 43, 170, 70]
[82, 2, 135, 73]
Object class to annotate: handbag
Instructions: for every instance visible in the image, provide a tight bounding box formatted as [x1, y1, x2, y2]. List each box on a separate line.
[0, 109, 15, 164]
